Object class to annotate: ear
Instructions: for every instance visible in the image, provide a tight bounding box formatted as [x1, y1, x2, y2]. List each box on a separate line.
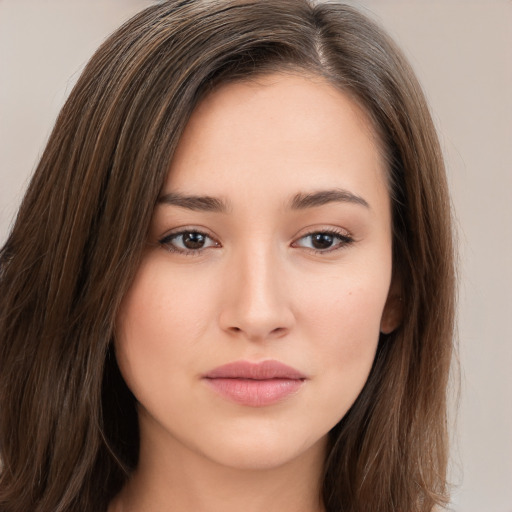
[380, 276, 403, 335]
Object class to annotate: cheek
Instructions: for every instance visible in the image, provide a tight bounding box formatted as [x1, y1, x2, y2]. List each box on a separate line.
[307, 284, 384, 380]
[114, 257, 217, 403]
[296, 260, 391, 346]
[120, 252, 222, 333]
[292, 259, 391, 415]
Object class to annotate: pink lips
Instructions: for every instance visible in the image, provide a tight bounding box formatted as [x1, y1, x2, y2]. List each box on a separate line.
[202, 360, 306, 407]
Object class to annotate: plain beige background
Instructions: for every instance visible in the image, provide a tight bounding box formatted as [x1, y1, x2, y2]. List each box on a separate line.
[1, 1, 511, 511]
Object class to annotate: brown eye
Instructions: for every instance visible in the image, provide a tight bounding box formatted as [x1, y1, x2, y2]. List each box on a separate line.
[294, 230, 354, 253]
[182, 232, 207, 249]
[159, 230, 219, 254]
[311, 233, 335, 250]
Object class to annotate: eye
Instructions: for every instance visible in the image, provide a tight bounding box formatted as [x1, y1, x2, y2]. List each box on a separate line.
[293, 230, 354, 253]
[159, 230, 219, 254]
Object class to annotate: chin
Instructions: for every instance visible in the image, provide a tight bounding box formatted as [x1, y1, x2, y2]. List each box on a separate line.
[189, 422, 329, 472]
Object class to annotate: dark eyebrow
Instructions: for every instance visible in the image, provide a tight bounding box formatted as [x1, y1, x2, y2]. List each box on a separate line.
[157, 192, 230, 213]
[290, 189, 370, 210]
[157, 188, 369, 213]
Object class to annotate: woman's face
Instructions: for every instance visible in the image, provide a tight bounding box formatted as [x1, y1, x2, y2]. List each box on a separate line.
[115, 72, 397, 471]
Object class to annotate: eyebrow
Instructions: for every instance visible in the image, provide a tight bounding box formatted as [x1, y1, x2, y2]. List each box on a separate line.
[157, 188, 370, 213]
[157, 192, 230, 212]
[290, 189, 370, 210]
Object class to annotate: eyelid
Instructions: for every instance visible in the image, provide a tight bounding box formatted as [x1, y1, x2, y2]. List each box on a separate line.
[156, 225, 355, 256]
[291, 227, 355, 253]
[158, 227, 221, 255]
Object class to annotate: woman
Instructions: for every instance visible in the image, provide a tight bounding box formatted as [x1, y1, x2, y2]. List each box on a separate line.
[0, 1, 455, 511]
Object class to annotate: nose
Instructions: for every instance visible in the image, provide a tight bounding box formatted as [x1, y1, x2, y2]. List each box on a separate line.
[218, 245, 295, 342]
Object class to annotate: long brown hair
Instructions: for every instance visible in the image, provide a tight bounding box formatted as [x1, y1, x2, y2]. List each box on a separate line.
[0, 1, 455, 511]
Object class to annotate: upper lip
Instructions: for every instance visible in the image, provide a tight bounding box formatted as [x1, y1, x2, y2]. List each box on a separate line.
[203, 360, 306, 380]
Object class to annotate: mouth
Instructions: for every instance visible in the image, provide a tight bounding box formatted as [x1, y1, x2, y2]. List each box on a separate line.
[202, 360, 307, 407]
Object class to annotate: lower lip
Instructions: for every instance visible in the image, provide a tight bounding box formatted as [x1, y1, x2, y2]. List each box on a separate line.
[203, 378, 304, 407]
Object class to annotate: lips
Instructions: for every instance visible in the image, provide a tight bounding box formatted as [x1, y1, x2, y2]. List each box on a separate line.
[202, 360, 306, 407]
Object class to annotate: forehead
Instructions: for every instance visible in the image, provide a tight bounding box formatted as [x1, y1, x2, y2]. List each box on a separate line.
[164, 72, 388, 208]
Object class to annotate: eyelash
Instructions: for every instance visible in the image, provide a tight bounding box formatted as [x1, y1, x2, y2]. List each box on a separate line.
[291, 229, 354, 254]
[158, 230, 219, 256]
[158, 228, 354, 256]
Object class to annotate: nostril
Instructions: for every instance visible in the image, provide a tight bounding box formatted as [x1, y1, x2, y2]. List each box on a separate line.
[226, 325, 288, 339]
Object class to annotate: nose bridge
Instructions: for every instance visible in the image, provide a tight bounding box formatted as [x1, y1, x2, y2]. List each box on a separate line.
[220, 237, 292, 340]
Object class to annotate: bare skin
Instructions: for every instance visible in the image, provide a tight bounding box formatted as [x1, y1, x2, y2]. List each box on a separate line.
[110, 72, 397, 512]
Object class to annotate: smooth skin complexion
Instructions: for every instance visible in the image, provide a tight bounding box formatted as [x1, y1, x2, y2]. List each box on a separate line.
[111, 72, 400, 512]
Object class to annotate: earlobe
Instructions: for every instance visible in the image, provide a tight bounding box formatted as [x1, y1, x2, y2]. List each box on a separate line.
[380, 281, 403, 334]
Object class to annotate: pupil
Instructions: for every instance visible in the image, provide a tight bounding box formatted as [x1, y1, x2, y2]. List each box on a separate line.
[312, 233, 333, 249]
[183, 232, 205, 249]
